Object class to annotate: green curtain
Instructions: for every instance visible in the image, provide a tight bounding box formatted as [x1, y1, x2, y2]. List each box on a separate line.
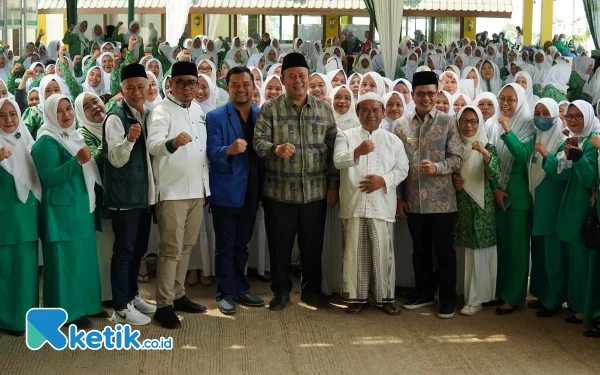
[583, 0, 599, 50]
[66, 0, 77, 27]
[363, 0, 378, 31]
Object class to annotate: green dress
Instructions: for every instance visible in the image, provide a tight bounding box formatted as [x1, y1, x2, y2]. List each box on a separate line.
[492, 131, 534, 306]
[545, 134, 598, 322]
[0, 168, 39, 332]
[539, 85, 568, 102]
[566, 71, 586, 102]
[31, 135, 102, 322]
[23, 105, 44, 140]
[62, 30, 90, 57]
[529, 144, 569, 310]
[454, 144, 501, 249]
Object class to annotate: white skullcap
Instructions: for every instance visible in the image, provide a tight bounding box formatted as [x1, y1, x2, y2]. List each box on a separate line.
[356, 91, 383, 105]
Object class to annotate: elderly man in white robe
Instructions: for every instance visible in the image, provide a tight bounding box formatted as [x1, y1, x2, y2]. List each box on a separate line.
[333, 92, 410, 315]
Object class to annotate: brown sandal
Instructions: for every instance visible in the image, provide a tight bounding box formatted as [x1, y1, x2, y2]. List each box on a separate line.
[346, 303, 366, 314]
[380, 303, 401, 316]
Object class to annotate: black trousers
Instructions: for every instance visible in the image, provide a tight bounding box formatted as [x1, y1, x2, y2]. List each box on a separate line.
[407, 212, 457, 305]
[110, 208, 152, 309]
[263, 197, 327, 296]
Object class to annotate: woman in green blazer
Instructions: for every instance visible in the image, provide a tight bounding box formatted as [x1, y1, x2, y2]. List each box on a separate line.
[489, 83, 535, 315]
[31, 94, 103, 329]
[0, 98, 41, 336]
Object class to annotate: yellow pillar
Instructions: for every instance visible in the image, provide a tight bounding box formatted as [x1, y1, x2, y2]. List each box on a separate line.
[522, 0, 533, 45]
[325, 15, 339, 42]
[463, 17, 476, 40]
[540, 0, 554, 46]
[38, 14, 47, 45]
[189, 14, 204, 37]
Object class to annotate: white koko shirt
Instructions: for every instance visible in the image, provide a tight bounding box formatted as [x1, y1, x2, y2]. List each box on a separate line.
[333, 126, 409, 222]
[146, 94, 210, 202]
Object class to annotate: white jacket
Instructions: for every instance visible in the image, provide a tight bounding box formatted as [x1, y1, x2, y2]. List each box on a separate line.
[146, 95, 210, 202]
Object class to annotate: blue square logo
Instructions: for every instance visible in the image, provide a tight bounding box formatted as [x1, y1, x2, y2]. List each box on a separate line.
[26, 308, 69, 350]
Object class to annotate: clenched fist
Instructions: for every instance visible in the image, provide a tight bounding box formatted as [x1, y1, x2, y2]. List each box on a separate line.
[172, 132, 193, 148]
[274, 143, 295, 159]
[354, 139, 374, 159]
[226, 138, 247, 156]
[0, 146, 12, 161]
[76, 147, 92, 165]
[127, 123, 142, 142]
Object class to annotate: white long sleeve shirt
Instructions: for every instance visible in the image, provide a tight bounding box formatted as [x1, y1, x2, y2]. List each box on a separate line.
[146, 94, 210, 202]
[104, 101, 156, 206]
[333, 126, 409, 222]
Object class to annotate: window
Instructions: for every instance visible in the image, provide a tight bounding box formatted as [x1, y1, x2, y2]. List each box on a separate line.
[298, 15, 323, 43]
[265, 15, 294, 43]
[236, 15, 262, 43]
[434, 17, 461, 45]
[340, 16, 379, 46]
[404, 17, 431, 44]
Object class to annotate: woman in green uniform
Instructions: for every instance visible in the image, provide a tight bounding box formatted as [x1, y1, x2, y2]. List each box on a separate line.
[528, 98, 569, 317]
[22, 74, 67, 139]
[567, 56, 594, 102]
[0, 98, 41, 336]
[31, 94, 103, 328]
[545, 100, 598, 327]
[453, 105, 501, 316]
[489, 83, 535, 314]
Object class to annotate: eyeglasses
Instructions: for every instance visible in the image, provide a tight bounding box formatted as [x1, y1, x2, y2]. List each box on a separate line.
[198, 66, 212, 73]
[564, 113, 584, 121]
[415, 91, 437, 98]
[497, 97, 516, 105]
[458, 119, 479, 126]
[174, 79, 199, 89]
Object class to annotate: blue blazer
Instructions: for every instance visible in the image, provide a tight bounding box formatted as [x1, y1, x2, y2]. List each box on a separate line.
[206, 102, 263, 208]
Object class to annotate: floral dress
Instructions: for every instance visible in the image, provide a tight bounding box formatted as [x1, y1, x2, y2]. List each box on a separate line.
[454, 144, 501, 249]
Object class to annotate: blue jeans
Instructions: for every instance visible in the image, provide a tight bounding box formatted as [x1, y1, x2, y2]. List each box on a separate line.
[212, 213, 257, 300]
[110, 209, 151, 309]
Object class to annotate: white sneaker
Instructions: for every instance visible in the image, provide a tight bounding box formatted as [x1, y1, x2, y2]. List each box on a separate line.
[132, 295, 157, 314]
[460, 304, 483, 316]
[112, 303, 151, 326]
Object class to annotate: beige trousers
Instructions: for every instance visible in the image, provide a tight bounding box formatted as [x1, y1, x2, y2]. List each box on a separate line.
[155, 198, 204, 307]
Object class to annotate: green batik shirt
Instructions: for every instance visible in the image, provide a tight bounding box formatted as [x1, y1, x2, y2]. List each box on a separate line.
[23, 105, 44, 139]
[110, 51, 134, 95]
[59, 61, 82, 99]
[253, 94, 340, 204]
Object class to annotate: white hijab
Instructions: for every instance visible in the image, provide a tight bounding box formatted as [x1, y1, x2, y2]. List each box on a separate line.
[359, 72, 385, 98]
[456, 105, 488, 209]
[380, 91, 407, 133]
[461, 66, 483, 98]
[75, 92, 105, 141]
[146, 58, 164, 82]
[92, 24, 104, 43]
[36, 94, 102, 212]
[480, 60, 502, 95]
[354, 54, 373, 74]
[144, 71, 163, 111]
[541, 63, 571, 94]
[489, 83, 534, 190]
[190, 35, 205, 63]
[392, 78, 415, 116]
[528, 98, 566, 198]
[124, 21, 143, 60]
[573, 56, 594, 82]
[81, 66, 104, 96]
[513, 71, 539, 111]
[0, 98, 42, 203]
[195, 73, 217, 115]
[402, 52, 419, 82]
[329, 85, 360, 131]
[73, 21, 90, 53]
[95, 52, 113, 95]
[473, 92, 500, 138]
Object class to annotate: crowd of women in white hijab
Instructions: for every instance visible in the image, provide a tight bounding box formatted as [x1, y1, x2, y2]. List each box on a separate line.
[2, 23, 600, 338]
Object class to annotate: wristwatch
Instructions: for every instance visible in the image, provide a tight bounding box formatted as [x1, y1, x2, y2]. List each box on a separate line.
[271, 144, 278, 155]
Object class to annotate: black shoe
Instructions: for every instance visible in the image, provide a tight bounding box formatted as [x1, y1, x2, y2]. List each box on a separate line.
[403, 295, 435, 310]
[154, 306, 181, 329]
[173, 295, 207, 313]
[527, 300, 543, 309]
[101, 300, 114, 308]
[536, 307, 558, 318]
[482, 299, 501, 307]
[565, 315, 583, 324]
[496, 305, 517, 315]
[236, 293, 265, 307]
[218, 296, 237, 315]
[1, 329, 24, 337]
[269, 293, 290, 311]
[88, 310, 109, 318]
[437, 304, 456, 319]
[65, 317, 93, 329]
[300, 294, 330, 308]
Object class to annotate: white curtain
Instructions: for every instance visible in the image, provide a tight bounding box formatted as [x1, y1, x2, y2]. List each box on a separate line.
[207, 14, 220, 40]
[166, 0, 192, 46]
[373, 0, 404, 79]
